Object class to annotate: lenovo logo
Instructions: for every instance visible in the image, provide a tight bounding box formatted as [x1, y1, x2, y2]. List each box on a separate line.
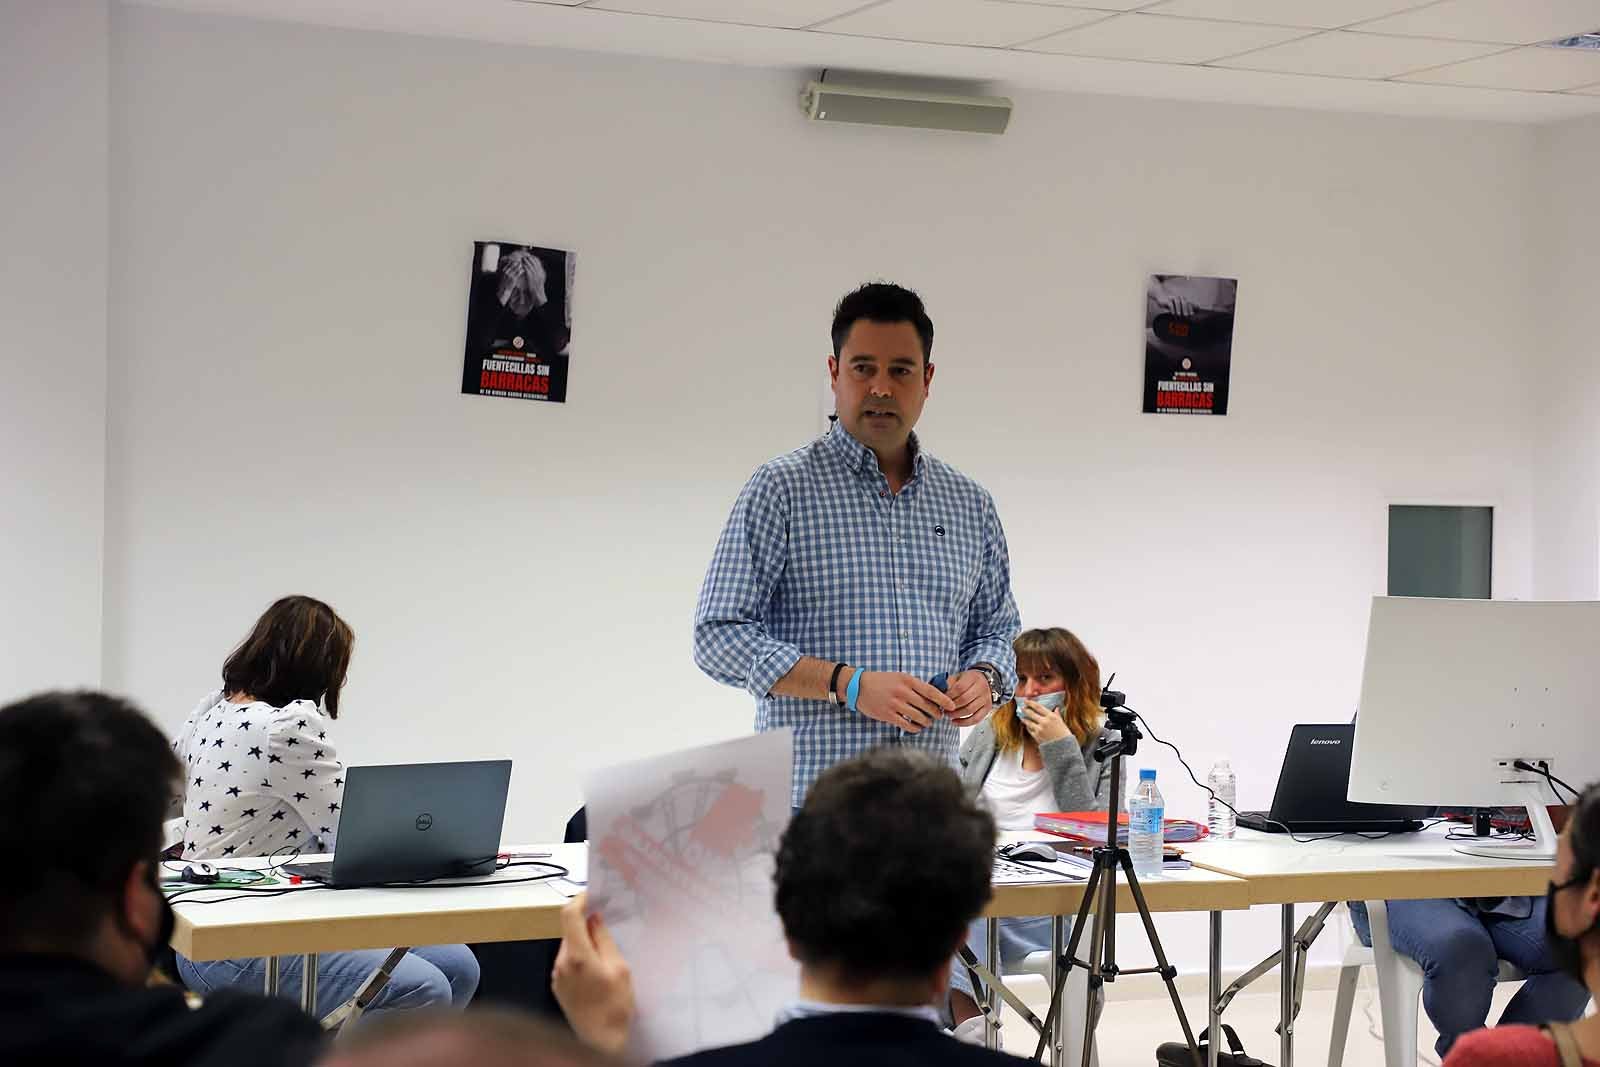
[1309, 738, 1342, 746]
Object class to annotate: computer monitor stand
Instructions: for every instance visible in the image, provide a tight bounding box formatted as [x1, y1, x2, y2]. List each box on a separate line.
[1453, 776, 1558, 862]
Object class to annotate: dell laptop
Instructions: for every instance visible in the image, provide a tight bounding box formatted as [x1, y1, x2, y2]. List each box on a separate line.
[1236, 724, 1431, 834]
[283, 760, 512, 886]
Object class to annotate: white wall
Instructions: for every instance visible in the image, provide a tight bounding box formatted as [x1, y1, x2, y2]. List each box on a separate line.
[104, 8, 1543, 975]
[1532, 115, 1600, 600]
[0, 0, 109, 695]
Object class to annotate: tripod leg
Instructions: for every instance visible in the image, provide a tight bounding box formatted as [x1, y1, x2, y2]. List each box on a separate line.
[1033, 862, 1100, 1064]
[1078, 873, 1112, 1067]
[1118, 851, 1199, 1066]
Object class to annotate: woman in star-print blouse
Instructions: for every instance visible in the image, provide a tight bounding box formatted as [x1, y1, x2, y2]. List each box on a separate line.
[173, 691, 343, 861]
[169, 595, 479, 1017]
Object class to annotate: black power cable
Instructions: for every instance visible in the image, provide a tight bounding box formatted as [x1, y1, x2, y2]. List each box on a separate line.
[1128, 708, 1445, 844]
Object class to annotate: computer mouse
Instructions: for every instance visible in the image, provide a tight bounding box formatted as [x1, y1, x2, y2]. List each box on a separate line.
[1001, 841, 1058, 863]
[181, 862, 219, 884]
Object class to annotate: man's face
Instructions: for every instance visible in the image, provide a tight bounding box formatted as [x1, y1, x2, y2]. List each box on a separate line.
[828, 320, 934, 456]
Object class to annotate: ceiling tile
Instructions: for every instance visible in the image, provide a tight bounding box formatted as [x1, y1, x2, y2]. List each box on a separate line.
[586, 0, 871, 30]
[817, 0, 1111, 48]
[1355, 0, 1600, 45]
[1215, 30, 1506, 78]
[1024, 13, 1310, 62]
[997, 1, 1160, 11]
[1144, 0, 1428, 31]
[1399, 43, 1600, 89]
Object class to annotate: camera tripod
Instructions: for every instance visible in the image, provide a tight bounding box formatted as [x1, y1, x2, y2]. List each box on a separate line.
[1029, 688, 1201, 1067]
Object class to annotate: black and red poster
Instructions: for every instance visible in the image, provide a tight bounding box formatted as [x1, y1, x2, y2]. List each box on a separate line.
[462, 241, 574, 404]
[1142, 274, 1237, 416]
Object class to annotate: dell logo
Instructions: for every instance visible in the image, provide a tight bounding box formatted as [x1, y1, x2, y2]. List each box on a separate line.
[415, 813, 433, 831]
[1309, 738, 1342, 746]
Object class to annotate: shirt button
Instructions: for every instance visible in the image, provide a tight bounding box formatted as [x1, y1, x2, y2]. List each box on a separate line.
[880, 490, 889, 498]
[901, 631, 910, 638]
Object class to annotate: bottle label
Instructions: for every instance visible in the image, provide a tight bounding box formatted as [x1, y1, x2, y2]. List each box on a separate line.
[1134, 805, 1164, 836]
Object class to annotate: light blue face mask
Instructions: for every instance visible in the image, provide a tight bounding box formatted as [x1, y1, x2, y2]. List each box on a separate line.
[1018, 690, 1066, 711]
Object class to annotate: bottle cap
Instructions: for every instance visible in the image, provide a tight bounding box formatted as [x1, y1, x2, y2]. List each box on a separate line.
[1140, 768, 1156, 781]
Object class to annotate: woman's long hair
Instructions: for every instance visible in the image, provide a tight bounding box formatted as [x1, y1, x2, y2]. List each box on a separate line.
[221, 595, 354, 718]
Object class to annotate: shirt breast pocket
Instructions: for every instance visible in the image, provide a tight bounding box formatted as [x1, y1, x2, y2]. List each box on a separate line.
[923, 518, 983, 616]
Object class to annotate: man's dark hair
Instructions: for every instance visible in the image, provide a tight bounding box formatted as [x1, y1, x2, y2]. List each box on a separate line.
[830, 282, 935, 366]
[1568, 780, 1600, 879]
[0, 690, 180, 950]
[775, 747, 995, 982]
[222, 595, 354, 718]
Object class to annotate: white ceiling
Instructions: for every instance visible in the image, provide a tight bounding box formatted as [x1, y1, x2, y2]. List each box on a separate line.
[131, 0, 1600, 123]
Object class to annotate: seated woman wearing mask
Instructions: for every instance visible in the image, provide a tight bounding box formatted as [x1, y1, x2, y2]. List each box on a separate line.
[170, 595, 479, 1016]
[1445, 782, 1600, 1066]
[948, 627, 1112, 1045]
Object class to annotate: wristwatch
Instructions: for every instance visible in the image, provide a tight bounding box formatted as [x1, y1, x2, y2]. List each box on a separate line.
[973, 663, 1004, 706]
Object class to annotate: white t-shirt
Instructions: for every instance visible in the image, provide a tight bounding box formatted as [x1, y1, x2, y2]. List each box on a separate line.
[172, 691, 346, 861]
[981, 745, 1057, 831]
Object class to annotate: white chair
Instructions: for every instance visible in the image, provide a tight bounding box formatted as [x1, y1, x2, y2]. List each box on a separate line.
[1328, 900, 1525, 1067]
[1015, 950, 1100, 1067]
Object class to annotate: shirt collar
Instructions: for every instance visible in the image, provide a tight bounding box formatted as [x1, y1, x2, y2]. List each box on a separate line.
[775, 999, 943, 1027]
[821, 422, 925, 484]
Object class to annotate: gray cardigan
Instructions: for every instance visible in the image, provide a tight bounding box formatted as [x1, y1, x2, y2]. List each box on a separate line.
[957, 718, 1113, 814]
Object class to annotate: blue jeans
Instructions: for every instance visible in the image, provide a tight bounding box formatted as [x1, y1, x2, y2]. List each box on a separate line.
[949, 915, 1057, 1008]
[1350, 898, 1590, 1058]
[177, 944, 479, 1019]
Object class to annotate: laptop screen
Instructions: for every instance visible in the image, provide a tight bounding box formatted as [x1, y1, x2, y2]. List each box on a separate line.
[324, 760, 512, 885]
[1269, 725, 1433, 824]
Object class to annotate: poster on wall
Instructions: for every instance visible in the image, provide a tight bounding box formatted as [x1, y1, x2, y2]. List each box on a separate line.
[462, 241, 574, 404]
[1141, 274, 1237, 416]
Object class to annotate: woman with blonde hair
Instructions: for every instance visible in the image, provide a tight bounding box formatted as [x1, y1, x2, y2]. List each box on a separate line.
[948, 626, 1111, 1043]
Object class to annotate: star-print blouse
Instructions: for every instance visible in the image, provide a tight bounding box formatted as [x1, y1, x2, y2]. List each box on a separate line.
[172, 691, 346, 862]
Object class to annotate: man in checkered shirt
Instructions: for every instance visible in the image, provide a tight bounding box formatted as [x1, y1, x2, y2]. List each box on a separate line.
[694, 282, 1021, 807]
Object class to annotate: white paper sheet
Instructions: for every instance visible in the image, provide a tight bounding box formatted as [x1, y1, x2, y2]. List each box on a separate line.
[585, 730, 798, 1061]
[991, 856, 1086, 885]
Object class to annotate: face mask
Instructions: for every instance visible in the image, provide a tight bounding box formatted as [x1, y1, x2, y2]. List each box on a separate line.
[150, 868, 176, 970]
[1019, 691, 1066, 712]
[1545, 871, 1596, 986]
[117, 864, 175, 978]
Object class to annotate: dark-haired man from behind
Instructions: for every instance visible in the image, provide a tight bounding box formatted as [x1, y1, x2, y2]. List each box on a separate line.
[0, 690, 324, 1067]
[554, 748, 1015, 1066]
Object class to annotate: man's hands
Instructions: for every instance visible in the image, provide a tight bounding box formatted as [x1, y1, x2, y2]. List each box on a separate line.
[552, 894, 634, 1057]
[850, 669, 994, 731]
[853, 671, 954, 733]
[945, 670, 994, 729]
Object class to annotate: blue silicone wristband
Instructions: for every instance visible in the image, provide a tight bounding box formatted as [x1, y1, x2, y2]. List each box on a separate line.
[845, 668, 865, 712]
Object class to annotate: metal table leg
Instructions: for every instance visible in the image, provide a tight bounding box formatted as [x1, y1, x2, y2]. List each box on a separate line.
[265, 955, 280, 997]
[301, 953, 319, 1016]
[985, 917, 1002, 1050]
[1281, 904, 1295, 1067]
[1209, 911, 1222, 1067]
[1051, 915, 1065, 1066]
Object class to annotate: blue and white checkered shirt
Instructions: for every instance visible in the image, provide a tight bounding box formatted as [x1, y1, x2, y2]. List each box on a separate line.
[694, 423, 1020, 807]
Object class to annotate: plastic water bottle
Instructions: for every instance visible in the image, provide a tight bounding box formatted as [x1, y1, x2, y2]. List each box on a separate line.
[1207, 760, 1237, 839]
[1128, 769, 1165, 876]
